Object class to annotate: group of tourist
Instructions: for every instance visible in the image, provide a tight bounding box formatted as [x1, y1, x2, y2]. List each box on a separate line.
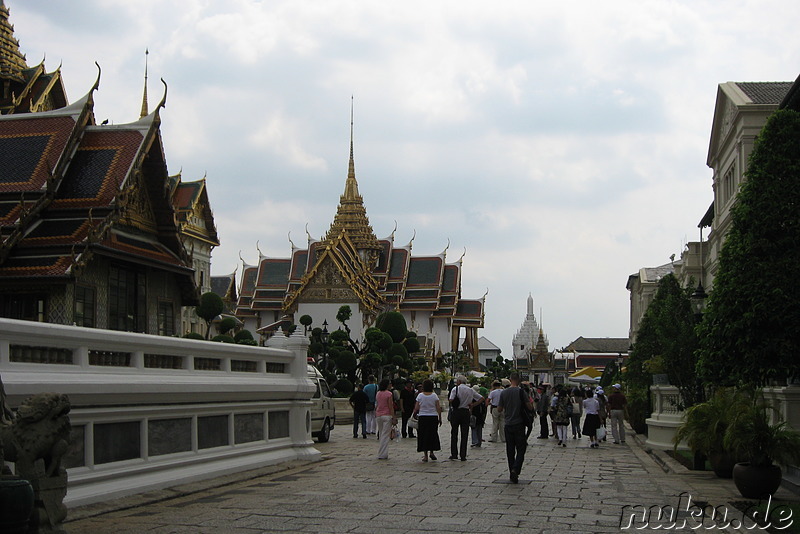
[348, 372, 628, 483]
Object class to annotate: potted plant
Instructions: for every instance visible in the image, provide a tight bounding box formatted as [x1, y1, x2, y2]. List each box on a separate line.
[673, 388, 745, 478]
[723, 391, 800, 498]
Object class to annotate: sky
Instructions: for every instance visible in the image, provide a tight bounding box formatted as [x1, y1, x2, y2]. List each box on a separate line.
[10, 0, 800, 354]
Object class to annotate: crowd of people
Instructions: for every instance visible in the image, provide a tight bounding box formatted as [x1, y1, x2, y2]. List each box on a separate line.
[347, 373, 628, 483]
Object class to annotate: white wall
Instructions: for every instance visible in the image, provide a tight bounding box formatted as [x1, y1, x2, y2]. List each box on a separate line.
[0, 318, 319, 507]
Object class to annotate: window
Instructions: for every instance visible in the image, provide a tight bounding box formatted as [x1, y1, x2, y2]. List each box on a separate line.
[109, 265, 146, 333]
[74, 285, 95, 327]
[0, 294, 45, 322]
[157, 301, 174, 336]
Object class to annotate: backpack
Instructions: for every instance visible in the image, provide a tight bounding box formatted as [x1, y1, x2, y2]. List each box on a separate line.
[450, 388, 461, 409]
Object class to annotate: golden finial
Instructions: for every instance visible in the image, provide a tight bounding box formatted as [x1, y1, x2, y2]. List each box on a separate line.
[439, 238, 450, 257]
[139, 49, 149, 118]
[406, 229, 416, 249]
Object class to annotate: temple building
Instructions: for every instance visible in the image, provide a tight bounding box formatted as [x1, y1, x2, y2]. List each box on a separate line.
[232, 120, 486, 366]
[0, 75, 198, 333]
[0, 4, 219, 335]
[170, 174, 219, 336]
[512, 293, 542, 361]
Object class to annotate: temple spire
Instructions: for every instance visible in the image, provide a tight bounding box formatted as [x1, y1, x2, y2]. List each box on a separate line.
[344, 95, 359, 200]
[139, 49, 149, 118]
[0, 0, 27, 84]
[321, 98, 381, 264]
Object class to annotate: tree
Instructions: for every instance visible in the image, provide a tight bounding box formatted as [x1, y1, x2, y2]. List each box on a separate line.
[626, 274, 699, 433]
[195, 292, 223, 339]
[487, 355, 513, 380]
[697, 110, 800, 388]
[299, 315, 313, 334]
[218, 317, 237, 336]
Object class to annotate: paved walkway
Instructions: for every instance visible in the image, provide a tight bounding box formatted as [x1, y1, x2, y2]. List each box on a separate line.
[66, 423, 797, 533]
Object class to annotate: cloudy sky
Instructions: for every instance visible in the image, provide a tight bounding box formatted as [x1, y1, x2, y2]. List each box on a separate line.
[10, 0, 800, 353]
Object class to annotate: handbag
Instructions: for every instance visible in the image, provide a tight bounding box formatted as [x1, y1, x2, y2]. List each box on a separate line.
[408, 415, 419, 430]
[469, 414, 477, 428]
[390, 424, 398, 440]
[596, 425, 607, 441]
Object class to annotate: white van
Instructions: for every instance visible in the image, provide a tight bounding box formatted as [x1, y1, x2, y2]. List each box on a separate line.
[308, 365, 336, 442]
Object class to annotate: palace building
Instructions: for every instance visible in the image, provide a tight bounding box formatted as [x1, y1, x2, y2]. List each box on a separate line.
[232, 121, 486, 365]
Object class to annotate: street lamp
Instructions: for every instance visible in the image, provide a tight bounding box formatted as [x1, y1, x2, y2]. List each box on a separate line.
[690, 281, 708, 321]
[320, 320, 330, 370]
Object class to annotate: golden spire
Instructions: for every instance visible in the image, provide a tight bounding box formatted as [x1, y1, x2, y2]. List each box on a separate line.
[344, 95, 359, 200]
[139, 49, 149, 118]
[0, 0, 28, 83]
[322, 98, 382, 263]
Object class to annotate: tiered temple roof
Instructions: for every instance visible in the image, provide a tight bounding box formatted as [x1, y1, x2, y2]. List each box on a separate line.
[0, 1, 67, 114]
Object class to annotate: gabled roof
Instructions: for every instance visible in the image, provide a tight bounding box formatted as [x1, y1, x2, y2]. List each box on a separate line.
[170, 175, 219, 246]
[566, 337, 630, 354]
[707, 81, 792, 167]
[283, 230, 385, 314]
[0, 79, 196, 301]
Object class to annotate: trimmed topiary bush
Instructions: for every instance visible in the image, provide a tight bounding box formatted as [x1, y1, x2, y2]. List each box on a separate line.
[211, 334, 235, 343]
[234, 329, 254, 342]
[183, 332, 204, 340]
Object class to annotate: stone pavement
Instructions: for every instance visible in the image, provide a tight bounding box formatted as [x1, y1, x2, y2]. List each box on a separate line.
[66, 423, 798, 533]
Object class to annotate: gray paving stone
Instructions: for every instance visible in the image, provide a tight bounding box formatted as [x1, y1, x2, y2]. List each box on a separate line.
[65, 421, 799, 533]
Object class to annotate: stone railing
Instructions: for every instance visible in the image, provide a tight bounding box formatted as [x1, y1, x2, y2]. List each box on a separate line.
[0, 317, 319, 507]
[645, 385, 688, 450]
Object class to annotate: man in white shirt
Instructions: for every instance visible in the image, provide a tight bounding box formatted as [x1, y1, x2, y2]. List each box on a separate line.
[448, 375, 484, 461]
[486, 381, 505, 443]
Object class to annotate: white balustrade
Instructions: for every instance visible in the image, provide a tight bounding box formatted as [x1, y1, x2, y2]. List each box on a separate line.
[0, 318, 320, 507]
[645, 385, 688, 451]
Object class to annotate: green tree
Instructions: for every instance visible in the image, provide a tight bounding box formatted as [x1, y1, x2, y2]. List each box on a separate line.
[626, 274, 699, 433]
[487, 355, 513, 380]
[299, 314, 313, 334]
[218, 317, 237, 336]
[697, 110, 800, 388]
[195, 292, 224, 339]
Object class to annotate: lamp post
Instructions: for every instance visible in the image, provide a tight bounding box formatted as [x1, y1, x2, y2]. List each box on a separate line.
[690, 281, 708, 322]
[320, 320, 330, 370]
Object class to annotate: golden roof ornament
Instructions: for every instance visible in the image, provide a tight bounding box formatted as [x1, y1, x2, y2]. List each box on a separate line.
[0, 0, 28, 83]
[139, 49, 149, 118]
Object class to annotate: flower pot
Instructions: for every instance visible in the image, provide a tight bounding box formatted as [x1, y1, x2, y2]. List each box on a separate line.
[732, 462, 782, 498]
[709, 452, 737, 479]
[0, 476, 34, 534]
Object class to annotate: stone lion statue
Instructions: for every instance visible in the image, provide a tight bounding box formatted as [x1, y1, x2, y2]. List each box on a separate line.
[0, 392, 71, 480]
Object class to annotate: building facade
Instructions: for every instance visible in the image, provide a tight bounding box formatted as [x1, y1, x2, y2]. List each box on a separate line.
[628, 80, 794, 341]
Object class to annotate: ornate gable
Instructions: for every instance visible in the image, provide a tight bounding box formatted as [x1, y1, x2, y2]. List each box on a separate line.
[119, 171, 157, 233]
[284, 231, 384, 315]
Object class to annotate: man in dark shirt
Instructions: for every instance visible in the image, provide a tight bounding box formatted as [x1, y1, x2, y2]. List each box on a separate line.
[498, 372, 534, 483]
[536, 385, 551, 439]
[349, 383, 369, 439]
[399, 380, 417, 438]
[607, 384, 628, 444]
